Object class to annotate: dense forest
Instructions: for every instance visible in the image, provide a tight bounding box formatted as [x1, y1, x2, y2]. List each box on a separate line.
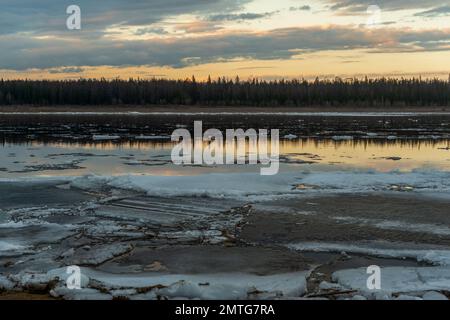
[0, 76, 449, 107]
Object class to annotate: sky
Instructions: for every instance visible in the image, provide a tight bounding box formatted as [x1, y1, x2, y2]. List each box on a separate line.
[0, 0, 449, 80]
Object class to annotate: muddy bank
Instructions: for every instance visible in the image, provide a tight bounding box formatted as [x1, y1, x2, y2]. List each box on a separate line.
[242, 194, 450, 246]
[97, 246, 312, 275]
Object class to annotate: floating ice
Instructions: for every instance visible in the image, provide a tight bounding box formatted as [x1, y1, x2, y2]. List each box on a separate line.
[332, 267, 450, 297]
[332, 136, 353, 141]
[71, 173, 298, 201]
[287, 242, 450, 266]
[134, 135, 170, 140]
[68, 168, 450, 200]
[75, 269, 310, 300]
[4, 267, 310, 300]
[0, 276, 15, 291]
[0, 240, 30, 253]
[333, 216, 450, 236]
[92, 135, 120, 141]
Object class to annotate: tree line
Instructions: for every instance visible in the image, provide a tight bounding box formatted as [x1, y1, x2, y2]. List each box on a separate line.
[0, 76, 449, 107]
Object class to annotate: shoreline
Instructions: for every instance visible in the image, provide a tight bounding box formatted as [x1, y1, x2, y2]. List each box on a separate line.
[1, 113, 450, 300]
[0, 105, 449, 114]
[1, 181, 450, 300]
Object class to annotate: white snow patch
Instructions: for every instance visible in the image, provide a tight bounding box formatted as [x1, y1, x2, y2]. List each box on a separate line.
[422, 291, 448, 300]
[69, 169, 450, 200]
[92, 135, 120, 141]
[332, 136, 353, 141]
[134, 135, 170, 140]
[50, 287, 112, 300]
[14, 268, 310, 300]
[297, 169, 450, 195]
[0, 241, 30, 252]
[0, 276, 15, 290]
[71, 173, 298, 200]
[332, 267, 450, 296]
[6, 168, 450, 200]
[0, 221, 31, 229]
[287, 242, 450, 266]
[83, 270, 310, 300]
[334, 216, 450, 236]
[65, 243, 133, 265]
[395, 295, 422, 300]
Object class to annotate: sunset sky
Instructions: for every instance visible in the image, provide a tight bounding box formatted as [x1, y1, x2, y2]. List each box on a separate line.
[1, 0, 449, 80]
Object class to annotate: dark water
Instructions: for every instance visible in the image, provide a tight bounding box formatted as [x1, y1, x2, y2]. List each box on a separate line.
[1, 113, 450, 178]
[1, 113, 450, 143]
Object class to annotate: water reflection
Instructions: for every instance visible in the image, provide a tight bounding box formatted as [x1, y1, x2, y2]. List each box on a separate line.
[1, 138, 450, 178]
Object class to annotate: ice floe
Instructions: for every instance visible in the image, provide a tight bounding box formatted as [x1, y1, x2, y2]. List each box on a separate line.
[333, 216, 450, 236]
[0, 266, 311, 300]
[66, 169, 450, 200]
[332, 267, 450, 298]
[287, 242, 450, 266]
[10, 160, 85, 173]
[283, 134, 298, 140]
[422, 291, 448, 300]
[134, 135, 170, 140]
[71, 173, 298, 201]
[4, 167, 450, 200]
[332, 136, 353, 141]
[0, 240, 30, 253]
[0, 276, 15, 291]
[92, 135, 121, 141]
[296, 169, 450, 196]
[61, 243, 134, 266]
[287, 242, 450, 299]
[51, 268, 310, 300]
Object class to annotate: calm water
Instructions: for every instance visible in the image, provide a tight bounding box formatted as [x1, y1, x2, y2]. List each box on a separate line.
[1, 138, 450, 179]
[1, 113, 450, 178]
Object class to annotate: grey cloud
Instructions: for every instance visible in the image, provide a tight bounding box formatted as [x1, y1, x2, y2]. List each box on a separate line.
[134, 27, 169, 36]
[48, 67, 85, 74]
[325, 1, 447, 13]
[207, 12, 276, 21]
[289, 5, 311, 11]
[0, 27, 372, 70]
[0, 0, 251, 35]
[1, 26, 449, 70]
[415, 5, 450, 17]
